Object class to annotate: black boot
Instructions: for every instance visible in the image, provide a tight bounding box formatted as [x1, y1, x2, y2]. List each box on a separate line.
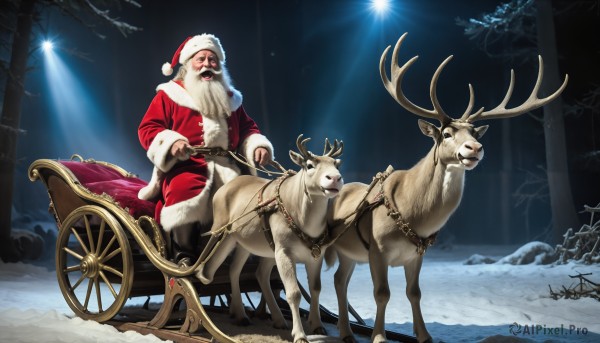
[171, 223, 198, 267]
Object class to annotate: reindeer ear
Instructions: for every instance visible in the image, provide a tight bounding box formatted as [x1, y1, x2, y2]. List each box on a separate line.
[474, 125, 489, 139]
[289, 150, 305, 167]
[418, 119, 440, 140]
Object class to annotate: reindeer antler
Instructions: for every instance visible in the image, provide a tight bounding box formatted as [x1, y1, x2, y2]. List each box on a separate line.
[381, 33, 569, 125]
[296, 134, 313, 159]
[380, 32, 454, 125]
[323, 138, 344, 158]
[465, 55, 569, 122]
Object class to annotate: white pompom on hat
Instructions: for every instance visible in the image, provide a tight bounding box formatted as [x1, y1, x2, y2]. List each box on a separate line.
[161, 33, 226, 76]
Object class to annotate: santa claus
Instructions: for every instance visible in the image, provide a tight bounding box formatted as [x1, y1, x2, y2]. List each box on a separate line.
[138, 33, 274, 266]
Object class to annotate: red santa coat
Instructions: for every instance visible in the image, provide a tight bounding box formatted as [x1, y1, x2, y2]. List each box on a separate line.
[138, 80, 273, 231]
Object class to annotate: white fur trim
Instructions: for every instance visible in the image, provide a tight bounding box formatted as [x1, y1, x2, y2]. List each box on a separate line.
[160, 168, 213, 231]
[179, 34, 226, 64]
[229, 88, 243, 111]
[157, 80, 243, 114]
[147, 129, 188, 173]
[159, 159, 240, 231]
[157, 81, 200, 112]
[138, 167, 164, 200]
[240, 134, 274, 176]
[162, 62, 173, 76]
[202, 114, 229, 149]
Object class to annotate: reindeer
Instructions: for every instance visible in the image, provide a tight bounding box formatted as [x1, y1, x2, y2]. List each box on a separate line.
[195, 134, 344, 343]
[325, 33, 568, 343]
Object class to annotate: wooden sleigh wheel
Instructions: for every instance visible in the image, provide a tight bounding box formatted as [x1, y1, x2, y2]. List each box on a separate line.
[56, 205, 134, 322]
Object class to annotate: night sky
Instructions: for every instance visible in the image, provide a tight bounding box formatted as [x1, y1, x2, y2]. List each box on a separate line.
[13, 0, 600, 244]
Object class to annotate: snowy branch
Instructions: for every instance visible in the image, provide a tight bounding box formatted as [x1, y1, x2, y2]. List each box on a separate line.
[555, 203, 600, 264]
[455, 0, 537, 59]
[43, 0, 142, 40]
[83, 0, 141, 37]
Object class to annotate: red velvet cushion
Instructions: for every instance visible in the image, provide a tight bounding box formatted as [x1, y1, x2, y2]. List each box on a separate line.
[61, 161, 126, 185]
[59, 161, 156, 219]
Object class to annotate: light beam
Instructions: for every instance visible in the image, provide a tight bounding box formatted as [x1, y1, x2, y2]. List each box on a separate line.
[371, 0, 389, 14]
[42, 40, 53, 52]
[41, 40, 142, 169]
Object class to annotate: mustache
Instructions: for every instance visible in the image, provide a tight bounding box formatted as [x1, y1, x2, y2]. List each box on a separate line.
[192, 66, 223, 76]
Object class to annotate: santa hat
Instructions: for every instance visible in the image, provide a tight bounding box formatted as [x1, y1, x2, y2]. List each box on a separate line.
[161, 33, 226, 76]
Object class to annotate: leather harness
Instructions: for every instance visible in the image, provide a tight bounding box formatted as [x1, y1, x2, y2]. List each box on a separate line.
[256, 172, 329, 260]
[202, 154, 436, 257]
[350, 166, 438, 256]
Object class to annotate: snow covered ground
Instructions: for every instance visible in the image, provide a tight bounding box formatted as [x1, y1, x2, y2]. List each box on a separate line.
[322, 245, 600, 343]
[1, 242, 599, 343]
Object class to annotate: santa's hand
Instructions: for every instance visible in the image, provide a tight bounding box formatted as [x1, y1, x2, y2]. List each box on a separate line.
[254, 147, 271, 166]
[171, 140, 191, 160]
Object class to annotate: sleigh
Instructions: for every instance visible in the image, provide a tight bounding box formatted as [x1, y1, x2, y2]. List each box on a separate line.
[28, 155, 415, 343]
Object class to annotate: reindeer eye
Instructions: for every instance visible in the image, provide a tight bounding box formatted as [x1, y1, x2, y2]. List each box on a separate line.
[443, 132, 452, 139]
[306, 162, 315, 170]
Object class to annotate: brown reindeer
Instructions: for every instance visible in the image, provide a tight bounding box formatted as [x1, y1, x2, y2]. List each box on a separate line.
[196, 135, 344, 343]
[326, 33, 568, 343]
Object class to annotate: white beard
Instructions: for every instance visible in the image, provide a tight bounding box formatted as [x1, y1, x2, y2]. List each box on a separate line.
[184, 67, 231, 119]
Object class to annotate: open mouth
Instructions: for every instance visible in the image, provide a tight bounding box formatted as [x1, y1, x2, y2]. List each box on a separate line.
[322, 187, 340, 195]
[200, 70, 214, 80]
[458, 153, 479, 166]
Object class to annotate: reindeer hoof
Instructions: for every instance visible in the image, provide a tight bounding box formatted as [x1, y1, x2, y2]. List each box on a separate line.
[312, 326, 327, 335]
[342, 336, 358, 343]
[293, 339, 309, 343]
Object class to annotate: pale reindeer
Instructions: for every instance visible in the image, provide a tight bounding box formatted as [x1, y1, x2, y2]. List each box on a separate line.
[325, 33, 568, 343]
[196, 134, 344, 343]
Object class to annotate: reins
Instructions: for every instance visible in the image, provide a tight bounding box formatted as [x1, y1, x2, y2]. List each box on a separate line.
[192, 146, 435, 268]
[257, 171, 329, 260]
[187, 145, 289, 266]
[196, 182, 275, 264]
[332, 165, 437, 256]
[188, 146, 288, 176]
[198, 167, 333, 265]
[190, 145, 334, 260]
[174, 144, 336, 270]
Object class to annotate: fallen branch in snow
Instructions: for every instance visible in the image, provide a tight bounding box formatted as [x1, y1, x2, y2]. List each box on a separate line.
[555, 203, 600, 264]
[548, 273, 600, 301]
[464, 203, 600, 266]
[496, 241, 557, 265]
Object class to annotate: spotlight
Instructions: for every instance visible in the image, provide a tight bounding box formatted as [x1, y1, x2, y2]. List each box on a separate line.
[42, 40, 53, 52]
[371, 0, 389, 14]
